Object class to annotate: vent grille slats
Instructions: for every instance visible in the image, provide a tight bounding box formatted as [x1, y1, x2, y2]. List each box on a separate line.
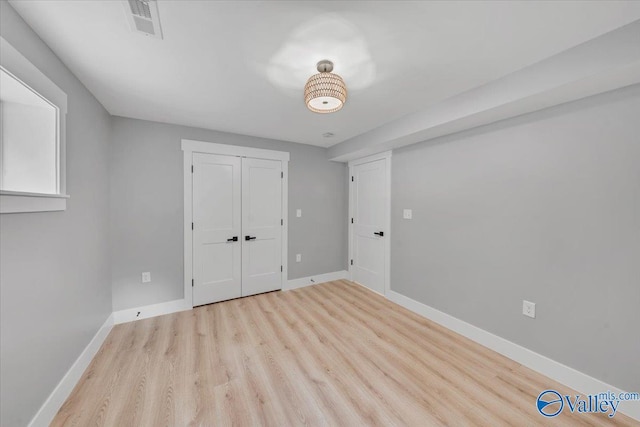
[133, 16, 155, 35]
[128, 0, 151, 19]
[123, 0, 163, 39]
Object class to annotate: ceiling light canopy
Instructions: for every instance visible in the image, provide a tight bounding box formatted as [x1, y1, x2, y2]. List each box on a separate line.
[304, 60, 347, 114]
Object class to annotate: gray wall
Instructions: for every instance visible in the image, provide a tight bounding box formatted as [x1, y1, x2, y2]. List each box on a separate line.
[391, 85, 640, 392]
[0, 2, 113, 426]
[111, 117, 348, 311]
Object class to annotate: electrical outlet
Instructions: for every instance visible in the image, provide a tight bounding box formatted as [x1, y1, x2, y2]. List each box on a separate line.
[142, 272, 151, 283]
[296, 254, 302, 263]
[296, 209, 302, 218]
[403, 209, 413, 219]
[523, 300, 536, 318]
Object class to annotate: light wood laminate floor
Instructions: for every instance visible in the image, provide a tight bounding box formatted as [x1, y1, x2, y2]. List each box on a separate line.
[53, 280, 638, 426]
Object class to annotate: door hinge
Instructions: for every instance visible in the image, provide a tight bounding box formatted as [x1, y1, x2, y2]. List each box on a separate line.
[191, 222, 194, 230]
[281, 219, 283, 226]
[351, 218, 353, 224]
[350, 259, 353, 266]
[192, 278, 194, 287]
[281, 265, 283, 272]
[281, 171, 284, 178]
[351, 176, 354, 182]
[191, 165, 194, 173]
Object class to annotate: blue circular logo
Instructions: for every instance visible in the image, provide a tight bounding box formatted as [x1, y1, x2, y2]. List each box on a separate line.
[537, 390, 564, 417]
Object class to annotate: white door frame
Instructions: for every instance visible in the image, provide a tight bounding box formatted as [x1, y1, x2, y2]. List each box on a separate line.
[348, 151, 392, 296]
[182, 139, 290, 308]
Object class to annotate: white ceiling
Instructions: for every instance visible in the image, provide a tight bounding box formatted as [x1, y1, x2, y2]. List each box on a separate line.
[9, 1, 640, 147]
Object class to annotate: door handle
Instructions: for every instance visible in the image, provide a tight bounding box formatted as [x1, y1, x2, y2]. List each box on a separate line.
[245, 236, 256, 241]
[374, 231, 384, 237]
[227, 236, 238, 242]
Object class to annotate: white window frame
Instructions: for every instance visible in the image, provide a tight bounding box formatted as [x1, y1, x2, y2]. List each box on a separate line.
[0, 36, 68, 214]
[181, 139, 290, 308]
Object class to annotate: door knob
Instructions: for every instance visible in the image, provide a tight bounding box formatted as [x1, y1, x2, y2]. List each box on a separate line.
[374, 231, 384, 237]
[245, 236, 256, 241]
[227, 236, 238, 242]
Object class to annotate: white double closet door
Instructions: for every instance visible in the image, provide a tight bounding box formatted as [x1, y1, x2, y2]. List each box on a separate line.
[192, 153, 283, 306]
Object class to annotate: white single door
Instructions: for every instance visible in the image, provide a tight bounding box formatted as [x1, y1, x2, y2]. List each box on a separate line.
[352, 158, 387, 294]
[242, 157, 283, 296]
[192, 153, 242, 306]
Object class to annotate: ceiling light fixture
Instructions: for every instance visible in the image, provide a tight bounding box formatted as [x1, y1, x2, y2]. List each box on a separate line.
[304, 60, 347, 114]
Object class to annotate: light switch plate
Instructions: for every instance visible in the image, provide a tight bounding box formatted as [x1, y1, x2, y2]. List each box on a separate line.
[296, 209, 302, 218]
[142, 272, 151, 283]
[403, 209, 412, 219]
[523, 300, 536, 318]
[296, 254, 302, 262]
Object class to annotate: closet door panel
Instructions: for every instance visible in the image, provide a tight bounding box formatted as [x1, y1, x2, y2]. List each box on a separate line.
[241, 157, 283, 296]
[192, 153, 242, 306]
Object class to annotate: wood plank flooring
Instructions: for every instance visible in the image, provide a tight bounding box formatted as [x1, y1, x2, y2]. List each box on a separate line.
[52, 280, 638, 426]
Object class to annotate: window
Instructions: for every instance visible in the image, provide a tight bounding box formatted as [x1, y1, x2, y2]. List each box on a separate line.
[0, 37, 68, 213]
[1, 68, 58, 194]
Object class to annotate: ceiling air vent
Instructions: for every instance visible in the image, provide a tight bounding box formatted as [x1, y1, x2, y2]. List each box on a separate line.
[123, 0, 163, 39]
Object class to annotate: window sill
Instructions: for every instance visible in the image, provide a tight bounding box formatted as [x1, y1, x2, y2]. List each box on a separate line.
[0, 191, 69, 213]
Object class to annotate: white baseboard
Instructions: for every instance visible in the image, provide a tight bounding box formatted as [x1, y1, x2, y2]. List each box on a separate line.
[387, 290, 639, 421]
[28, 300, 191, 425]
[28, 313, 114, 427]
[285, 270, 349, 290]
[113, 298, 191, 324]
